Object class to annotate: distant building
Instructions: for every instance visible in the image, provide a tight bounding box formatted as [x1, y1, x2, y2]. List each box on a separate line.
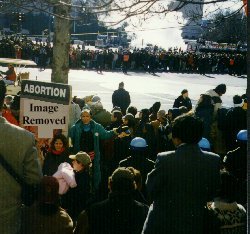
[171, 0, 204, 40]
[181, 23, 202, 40]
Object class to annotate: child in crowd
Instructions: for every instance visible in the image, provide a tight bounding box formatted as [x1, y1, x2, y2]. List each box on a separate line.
[62, 151, 92, 222]
[53, 162, 77, 195]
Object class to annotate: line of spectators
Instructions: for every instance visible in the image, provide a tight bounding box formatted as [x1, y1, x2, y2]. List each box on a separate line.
[0, 35, 247, 76]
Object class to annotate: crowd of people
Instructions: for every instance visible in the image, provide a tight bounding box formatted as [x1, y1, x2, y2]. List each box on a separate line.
[0, 35, 247, 76]
[0, 72, 247, 233]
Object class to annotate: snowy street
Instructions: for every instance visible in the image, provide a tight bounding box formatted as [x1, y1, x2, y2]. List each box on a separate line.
[9, 66, 247, 112]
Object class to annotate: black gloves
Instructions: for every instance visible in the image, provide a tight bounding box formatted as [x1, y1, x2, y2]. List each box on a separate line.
[114, 125, 130, 135]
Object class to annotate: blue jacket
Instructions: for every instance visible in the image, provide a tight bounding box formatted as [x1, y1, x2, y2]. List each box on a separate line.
[69, 119, 115, 190]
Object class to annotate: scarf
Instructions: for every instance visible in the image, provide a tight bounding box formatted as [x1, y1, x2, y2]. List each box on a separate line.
[234, 102, 243, 108]
[49, 147, 65, 155]
[82, 123, 91, 132]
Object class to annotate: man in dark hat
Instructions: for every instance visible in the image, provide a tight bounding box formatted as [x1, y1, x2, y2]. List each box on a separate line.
[173, 89, 192, 111]
[142, 115, 220, 234]
[112, 82, 131, 115]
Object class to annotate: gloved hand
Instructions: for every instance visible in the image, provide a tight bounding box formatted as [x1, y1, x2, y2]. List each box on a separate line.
[68, 137, 73, 147]
[114, 125, 130, 135]
[88, 151, 95, 161]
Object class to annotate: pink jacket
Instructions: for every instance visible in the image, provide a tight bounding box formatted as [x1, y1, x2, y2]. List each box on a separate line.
[53, 162, 77, 194]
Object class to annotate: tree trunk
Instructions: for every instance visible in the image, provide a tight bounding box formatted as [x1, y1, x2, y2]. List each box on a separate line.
[51, 1, 71, 84]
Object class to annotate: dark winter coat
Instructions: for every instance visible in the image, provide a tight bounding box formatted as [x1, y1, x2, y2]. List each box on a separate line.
[173, 95, 192, 111]
[96, 53, 104, 65]
[136, 122, 157, 159]
[113, 135, 132, 167]
[43, 149, 71, 176]
[62, 170, 91, 221]
[21, 204, 73, 234]
[81, 193, 148, 234]
[223, 145, 247, 182]
[142, 144, 221, 234]
[112, 88, 131, 115]
[195, 106, 213, 139]
[224, 107, 247, 151]
[92, 108, 111, 128]
[223, 145, 247, 204]
[119, 154, 155, 199]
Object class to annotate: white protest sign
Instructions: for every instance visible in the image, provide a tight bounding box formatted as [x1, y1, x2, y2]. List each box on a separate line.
[20, 80, 71, 138]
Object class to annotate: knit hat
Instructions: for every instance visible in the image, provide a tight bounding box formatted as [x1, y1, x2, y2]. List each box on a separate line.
[91, 101, 103, 111]
[157, 110, 166, 119]
[69, 151, 92, 165]
[123, 113, 135, 121]
[181, 89, 188, 95]
[150, 102, 161, 113]
[91, 95, 101, 103]
[81, 106, 92, 115]
[38, 176, 59, 205]
[5, 95, 13, 102]
[168, 108, 181, 120]
[233, 95, 243, 107]
[214, 84, 226, 95]
[112, 106, 122, 113]
[140, 108, 149, 114]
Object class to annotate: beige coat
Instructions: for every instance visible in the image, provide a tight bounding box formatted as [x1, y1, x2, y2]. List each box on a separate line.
[0, 117, 42, 234]
[21, 204, 74, 234]
[205, 89, 226, 154]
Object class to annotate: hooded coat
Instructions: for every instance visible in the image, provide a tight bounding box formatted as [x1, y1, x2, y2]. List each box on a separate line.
[69, 119, 115, 190]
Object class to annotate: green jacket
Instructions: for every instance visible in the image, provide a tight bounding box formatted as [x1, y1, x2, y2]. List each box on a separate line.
[69, 119, 115, 190]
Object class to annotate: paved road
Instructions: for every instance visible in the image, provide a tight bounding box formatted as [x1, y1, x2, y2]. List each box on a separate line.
[13, 67, 248, 112]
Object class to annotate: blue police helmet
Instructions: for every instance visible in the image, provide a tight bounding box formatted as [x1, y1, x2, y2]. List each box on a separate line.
[198, 137, 211, 151]
[130, 137, 148, 150]
[237, 130, 247, 142]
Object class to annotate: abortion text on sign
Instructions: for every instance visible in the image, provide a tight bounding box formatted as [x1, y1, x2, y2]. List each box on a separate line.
[20, 80, 71, 138]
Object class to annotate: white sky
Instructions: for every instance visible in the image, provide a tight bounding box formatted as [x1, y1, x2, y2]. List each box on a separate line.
[127, 12, 186, 50]
[105, 0, 244, 50]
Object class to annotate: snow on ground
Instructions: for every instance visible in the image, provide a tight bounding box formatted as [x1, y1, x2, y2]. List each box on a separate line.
[6, 66, 247, 112]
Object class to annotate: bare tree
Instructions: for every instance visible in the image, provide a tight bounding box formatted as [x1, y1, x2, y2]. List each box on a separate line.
[51, 0, 71, 84]
[0, 0, 245, 84]
[202, 11, 247, 43]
